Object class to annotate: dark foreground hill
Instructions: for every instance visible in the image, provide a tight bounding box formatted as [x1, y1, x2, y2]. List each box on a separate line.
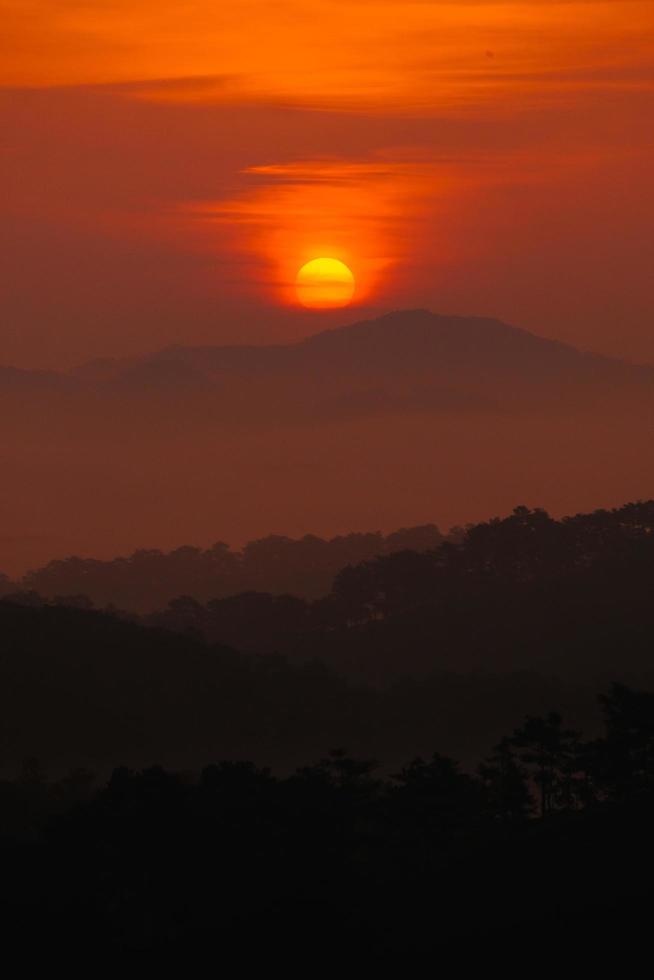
[8, 500, 654, 657]
[0, 598, 596, 774]
[145, 500, 654, 684]
[3, 500, 654, 772]
[3, 499, 654, 958]
[3, 684, 654, 962]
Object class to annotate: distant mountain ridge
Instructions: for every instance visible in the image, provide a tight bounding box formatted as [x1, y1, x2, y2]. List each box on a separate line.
[3, 312, 652, 409]
[75, 309, 654, 387]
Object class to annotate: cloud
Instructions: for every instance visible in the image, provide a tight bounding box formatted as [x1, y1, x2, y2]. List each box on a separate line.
[181, 145, 581, 307]
[2, 1, 652, 119]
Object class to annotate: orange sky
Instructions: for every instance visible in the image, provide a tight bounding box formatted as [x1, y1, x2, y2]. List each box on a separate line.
[1, 1, 654, 366]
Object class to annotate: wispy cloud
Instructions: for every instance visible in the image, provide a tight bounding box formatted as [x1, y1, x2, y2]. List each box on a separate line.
[2, 1, 652, 117]
[180, 145, 595, 305]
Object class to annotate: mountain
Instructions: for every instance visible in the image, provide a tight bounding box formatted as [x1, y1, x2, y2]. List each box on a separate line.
[5, 310, 652, 418]
[150, 309, 650, 385]
[76, 310, 654, 413]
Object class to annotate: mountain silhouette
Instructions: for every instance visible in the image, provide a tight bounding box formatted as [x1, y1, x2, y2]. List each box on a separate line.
[5, 310, 651, 417]
[131, 309, 652, 381]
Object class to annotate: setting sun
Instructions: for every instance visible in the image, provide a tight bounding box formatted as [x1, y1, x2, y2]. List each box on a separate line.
[296, 258, 355, 309]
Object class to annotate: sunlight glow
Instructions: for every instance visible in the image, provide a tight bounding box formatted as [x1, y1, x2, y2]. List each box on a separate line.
[296, 258, 355, 309]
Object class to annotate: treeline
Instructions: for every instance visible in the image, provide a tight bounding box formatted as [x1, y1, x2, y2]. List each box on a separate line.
[1, 523, 448, 611]
[144, 500, 654, 682]
[4, 682, 653, 834]
[3, 683, 654, 958]
[5, 501, 654, 685]
[7, 503, 654, 637]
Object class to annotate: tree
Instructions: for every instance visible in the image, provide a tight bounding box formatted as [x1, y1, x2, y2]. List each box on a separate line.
[591, 683, 654, 801]
[479, 737, 532, 821]
[510, 713, 582, 817]
[392, 752, 484, 832]
[296, 748, 378, 793]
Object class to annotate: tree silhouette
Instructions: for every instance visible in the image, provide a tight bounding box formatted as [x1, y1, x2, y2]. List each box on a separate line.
[392, 752, 484, 833]
[592, 683, 654, 801]
[509, 713, 581, 817]
[479, 736, 532, 821]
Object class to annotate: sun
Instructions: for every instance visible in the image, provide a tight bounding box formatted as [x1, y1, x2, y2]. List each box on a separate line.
[296, 257, 355, 309]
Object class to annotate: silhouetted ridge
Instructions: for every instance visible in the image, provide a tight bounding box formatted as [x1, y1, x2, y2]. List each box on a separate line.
[4, 681, 654, 960]
[4, 310, 652, 399]
[134, 309, 643, 382]
[10, 523, 447, 611]
[5, 499, 654, 692]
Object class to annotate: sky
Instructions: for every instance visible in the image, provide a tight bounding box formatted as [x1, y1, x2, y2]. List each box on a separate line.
[2, 1, 654, 368]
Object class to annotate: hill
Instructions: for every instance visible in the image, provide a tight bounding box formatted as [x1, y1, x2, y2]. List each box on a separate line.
[139, 500, 654, 684]
[9, 523, 447, 611]
[0, 597, 595, 774]
[3, 310, 652, 415]
[70, 308, 654, 414]
[3, 500, 654, 774]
